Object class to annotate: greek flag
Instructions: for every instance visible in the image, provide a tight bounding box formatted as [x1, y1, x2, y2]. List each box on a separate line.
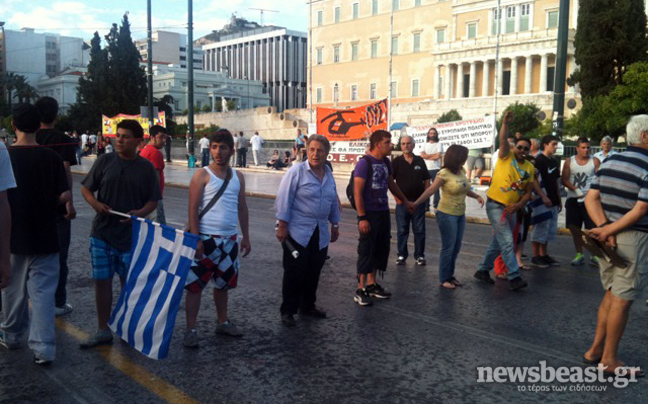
[109, 218, 198, 360]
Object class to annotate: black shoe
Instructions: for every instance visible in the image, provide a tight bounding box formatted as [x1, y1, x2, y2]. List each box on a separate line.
[281, 314, 296, 327]
[366, 283, 392, 299]
[509, 276, 528, 291]
[542, 255, 560, 266]
[531, 256, 549, 268]
[299, 307, 327, 319]
[354, 289, 373, 306]
[474, 270, 494, 284]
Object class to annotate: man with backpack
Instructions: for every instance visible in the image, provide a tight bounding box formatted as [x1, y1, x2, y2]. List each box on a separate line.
[351, 130, 413, 306]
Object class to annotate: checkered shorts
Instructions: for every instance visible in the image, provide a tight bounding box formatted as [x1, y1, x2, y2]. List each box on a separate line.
[185, 234, 239, 293]
[89, 237, 132, 280]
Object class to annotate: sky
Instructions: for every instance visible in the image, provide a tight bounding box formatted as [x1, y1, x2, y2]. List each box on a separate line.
[0, 0, 309, 42]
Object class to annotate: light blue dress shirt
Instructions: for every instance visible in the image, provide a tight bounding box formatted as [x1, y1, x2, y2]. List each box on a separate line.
[275, 161, 341, 249]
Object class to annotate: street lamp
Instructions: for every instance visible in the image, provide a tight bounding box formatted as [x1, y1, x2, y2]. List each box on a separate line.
[244, 75, 250, 109]
[308, 0, 325, 124]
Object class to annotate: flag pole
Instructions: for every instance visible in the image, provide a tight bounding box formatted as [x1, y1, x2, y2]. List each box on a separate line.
[108, 210, 190, 235]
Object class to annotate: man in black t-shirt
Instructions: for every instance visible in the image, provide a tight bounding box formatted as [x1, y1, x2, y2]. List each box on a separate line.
[80, 120, 161, 349]
[1, 103, 70, 365]
[392, 135, 430, 266]
[36, 96, 77, 317]
[531, 135, 562, 267]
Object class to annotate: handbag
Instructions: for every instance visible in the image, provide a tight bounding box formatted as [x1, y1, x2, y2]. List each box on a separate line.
[184, 167, 233, 232]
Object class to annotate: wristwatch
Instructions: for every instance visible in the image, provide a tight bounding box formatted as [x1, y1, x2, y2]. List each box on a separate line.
[332, 223, 339, 228]
[357, 215, 368, 223]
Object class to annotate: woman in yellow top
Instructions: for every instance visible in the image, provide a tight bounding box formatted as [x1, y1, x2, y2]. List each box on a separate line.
[411, 145, 484, 289]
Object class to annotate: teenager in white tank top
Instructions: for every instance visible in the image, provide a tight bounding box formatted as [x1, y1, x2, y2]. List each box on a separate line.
[199, 166, 240, 236]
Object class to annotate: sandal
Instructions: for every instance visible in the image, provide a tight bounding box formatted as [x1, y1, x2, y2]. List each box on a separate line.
[599, 364, 645, 378]
[519, 264, 532, 271]
[496, 273, 507, 280]
[583, 355, 601, 365]
[450, 277, 463, 287]
[440, 281, 456, 289]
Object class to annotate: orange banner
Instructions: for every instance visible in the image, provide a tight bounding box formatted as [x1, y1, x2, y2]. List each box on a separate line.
[316, 99, 388, 141]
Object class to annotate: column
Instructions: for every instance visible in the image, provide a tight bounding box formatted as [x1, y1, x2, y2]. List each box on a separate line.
[524, 56, 533, 94]
[497, 58, 504, 95]
[457, 63, 464, 98]
[540, 54, 548, 92]
[482, 60, 490, 97]
[469, 62, 477, 98]
[435, 65, 442, 99]
[568, 55, 576, 91]
[510, 57, 518, 95]
[446, 64, 453, 99]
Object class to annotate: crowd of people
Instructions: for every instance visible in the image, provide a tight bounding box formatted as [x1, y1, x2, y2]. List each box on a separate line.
[1, 99, 646, 379]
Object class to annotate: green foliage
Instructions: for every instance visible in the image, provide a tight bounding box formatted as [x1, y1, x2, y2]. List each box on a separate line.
[196, 124, 220, 136]
[226, 99, 237, 111]
[569, 0, 648, 98]
[497, 102, 541, 135]
[181, 109, 188, 115]
[437, 109, 462, 123]
[69, 14, 147, 132]
[201, 104, 212, 112]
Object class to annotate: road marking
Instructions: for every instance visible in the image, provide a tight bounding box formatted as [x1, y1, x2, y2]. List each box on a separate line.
[56, 319, 200, 404]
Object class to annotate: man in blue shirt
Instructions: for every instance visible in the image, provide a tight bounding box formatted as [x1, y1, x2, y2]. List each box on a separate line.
[275, 135, 340, 326]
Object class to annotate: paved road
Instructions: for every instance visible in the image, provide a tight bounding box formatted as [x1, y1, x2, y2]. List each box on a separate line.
[0, 175, 645, 404]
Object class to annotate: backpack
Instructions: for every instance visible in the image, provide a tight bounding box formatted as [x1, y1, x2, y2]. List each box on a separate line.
[346, 155, 387, 210]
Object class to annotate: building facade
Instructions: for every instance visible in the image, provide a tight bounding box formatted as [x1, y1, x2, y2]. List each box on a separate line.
[310, 0, 580, 120]
[202, 27, 308, 112]
[135, 30, 203, 70]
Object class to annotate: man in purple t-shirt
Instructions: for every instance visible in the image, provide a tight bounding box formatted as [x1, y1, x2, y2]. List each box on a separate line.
[353, 130, 413, 306]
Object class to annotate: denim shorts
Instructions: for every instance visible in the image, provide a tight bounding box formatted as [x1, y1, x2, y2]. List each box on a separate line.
[89, 237, 132, 280]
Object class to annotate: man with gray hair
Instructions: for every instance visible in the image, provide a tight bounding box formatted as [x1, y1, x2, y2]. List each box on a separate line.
[583, 115, 648, 377]
[392, 135, 430, 266]
[593, 136, 617, 163]
[530, 138, 541, 157]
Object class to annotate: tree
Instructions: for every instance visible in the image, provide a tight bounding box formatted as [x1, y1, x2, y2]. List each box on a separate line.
[154, 95, 176, 135]
[437, 109, 462, 123]
[226, 99, 237, 111]
[568, 0, 648, 98]
[69, 13, 147, 132]
[13, 76, 39, 103]
[497, 102, 541, 135]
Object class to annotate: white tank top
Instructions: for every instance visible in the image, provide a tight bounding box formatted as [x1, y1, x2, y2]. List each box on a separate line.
[199, 167, 240, 236]
[567, 156, 595, 202]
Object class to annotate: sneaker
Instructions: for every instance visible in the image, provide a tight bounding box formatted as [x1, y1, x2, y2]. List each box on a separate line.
[571, 253, 584, 266]
[366, 283, 392, 299]
[590, 256, 600, 266]
[542, 255, 560, 266]
[183, 329, 199, 348]
[395, 256, 406, 265]
[531, 256, 549, 268]
[33, 355, 52, 366]
[509, 276, 528, 291]
[216, 320, 243, 337]
[298, 306, 327, 319]
[415, 257, 426, 266]
[281, 314, 296, 327]
[474, 270, 494, 284]
[354, 288, 373, 306]
[55, 303, 73, 316]
[79, 329, 113, 349]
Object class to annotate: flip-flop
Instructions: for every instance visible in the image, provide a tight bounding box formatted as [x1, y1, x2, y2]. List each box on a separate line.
[440, 282, 456, 290]
[519, 264, 532, 271]
[582, 355, 601, 365]
[450, 277, 463, 287]
[601, 366, 645, 379]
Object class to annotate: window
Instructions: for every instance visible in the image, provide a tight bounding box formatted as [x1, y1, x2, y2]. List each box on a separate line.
[372, 0, 379, 15]
[316, 48, 323, 65]
[415, 0, 422, 6]
[506, 6, 516, 33]
[392, 0, 400, 11]
[351, 85, 358, 100]
[413, 33, 421, 52]
[371, 39, 378, 58]
[317, 10, 323, 26]
[351, 42, 359, 61]
[352, 3, 359, 19]
[333, 45, 340, 63]
[520, 4, 530, 31]
[391, 36, 399, 55]
[390, 81, 398, 97]
[467, 23, 477, 39]
[316, 88, 322, 103]
[333, 84, 339, 103]
[491, 8, 502, 35]
[438, 76, 444, 96]
[334, 6, 340, 23]
[547, 10, 559, 28]
[411, 79, 420, 97]
[436, 29, 445, 43]
[370, 83, 377, 99]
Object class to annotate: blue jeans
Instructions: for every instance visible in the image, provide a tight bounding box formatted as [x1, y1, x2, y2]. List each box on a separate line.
[201, 149, 210, 168]
[428, 170, 440, 209]
[395, 203, 426, 259]
[436, 211, 465, 283]
[477, 200, 521, 279]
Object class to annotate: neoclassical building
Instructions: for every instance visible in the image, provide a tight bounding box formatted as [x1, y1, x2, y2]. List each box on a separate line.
[310, 0, 580, 120]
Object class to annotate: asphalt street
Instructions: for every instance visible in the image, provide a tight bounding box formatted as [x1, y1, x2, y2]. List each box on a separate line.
[1, 174, 646, 404]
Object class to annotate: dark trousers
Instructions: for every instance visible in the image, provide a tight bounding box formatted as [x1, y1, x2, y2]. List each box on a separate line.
[237, 148, 247, 167]
[357, 210, 391, 275]
[201, 149, 210, 168]
[55, 215, 71, 307]
[281, 229, 328, 315]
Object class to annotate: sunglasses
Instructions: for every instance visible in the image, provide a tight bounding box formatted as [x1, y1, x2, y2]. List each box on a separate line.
[516, 145, 530, 152]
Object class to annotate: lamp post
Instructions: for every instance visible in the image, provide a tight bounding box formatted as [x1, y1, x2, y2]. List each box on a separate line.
[244, 75, 250, 109]
[308, 0, 325, 124]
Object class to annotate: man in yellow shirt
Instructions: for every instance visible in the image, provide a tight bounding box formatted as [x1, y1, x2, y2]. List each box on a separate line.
[474, 111, 535, 291]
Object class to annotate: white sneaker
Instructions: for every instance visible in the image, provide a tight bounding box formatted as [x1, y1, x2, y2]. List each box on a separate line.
[55, 303, 73, 316]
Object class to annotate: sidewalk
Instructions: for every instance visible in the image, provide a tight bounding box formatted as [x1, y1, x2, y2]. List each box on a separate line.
[72, 155, 569, 230]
